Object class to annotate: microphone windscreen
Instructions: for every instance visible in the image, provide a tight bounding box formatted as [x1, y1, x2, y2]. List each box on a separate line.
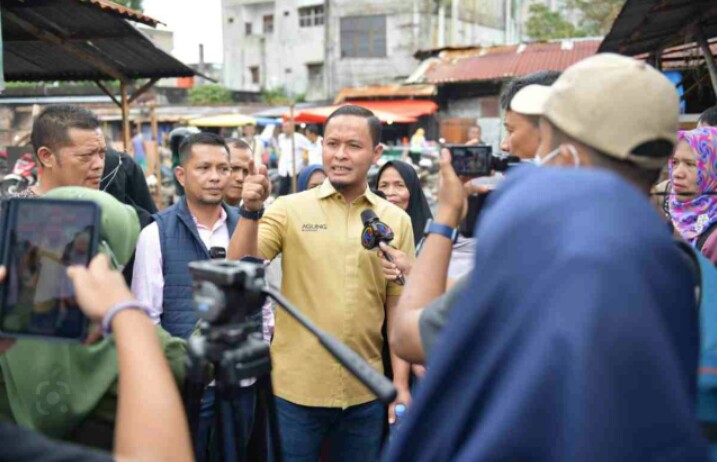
[361, 209, 378, 226]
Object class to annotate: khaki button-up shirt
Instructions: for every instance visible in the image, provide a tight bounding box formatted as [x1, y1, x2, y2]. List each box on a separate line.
[258, 180, 415, 408]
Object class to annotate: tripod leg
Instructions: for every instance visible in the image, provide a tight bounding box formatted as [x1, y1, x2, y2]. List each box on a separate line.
[258, 374, 283, 462]
[183, 361, 209, 459]
[217, 390, 241, 462]
[229, 388, 247, 462]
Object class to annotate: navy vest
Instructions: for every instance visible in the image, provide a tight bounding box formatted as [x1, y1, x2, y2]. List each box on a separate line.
[154, 198, 239, 338]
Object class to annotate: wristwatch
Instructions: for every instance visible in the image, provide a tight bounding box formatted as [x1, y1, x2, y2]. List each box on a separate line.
[239, 205, 264, 220]
[423, 219, 459, 243]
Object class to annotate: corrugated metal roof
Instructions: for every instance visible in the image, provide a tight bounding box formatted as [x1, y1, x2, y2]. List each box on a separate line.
[2, 0, 195, 82]
[600, 0, 717, 56]
[413, 40, 601, 85]
[334, 84, 437, 103]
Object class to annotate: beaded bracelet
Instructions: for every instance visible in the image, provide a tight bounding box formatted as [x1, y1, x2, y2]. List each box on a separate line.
[101, 301, 152, 336]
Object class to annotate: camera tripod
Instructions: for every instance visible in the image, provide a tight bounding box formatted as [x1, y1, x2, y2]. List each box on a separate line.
[183, 260, 397, 462]
[183, 318, 282, 462]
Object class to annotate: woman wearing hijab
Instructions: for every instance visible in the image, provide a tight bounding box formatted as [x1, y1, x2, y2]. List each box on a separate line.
[376, 160, 433, 248]
[297, 164, 326, 192]
[376, 161, 433, 380]
[669, 127, 717, 262]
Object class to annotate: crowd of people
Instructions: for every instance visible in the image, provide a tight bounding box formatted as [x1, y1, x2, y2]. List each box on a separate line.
[2, 52, 717, 462]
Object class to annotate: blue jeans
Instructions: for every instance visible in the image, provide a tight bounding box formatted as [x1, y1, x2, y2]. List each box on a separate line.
[271, 397, 385, 462]
[195, 385, 257, 462]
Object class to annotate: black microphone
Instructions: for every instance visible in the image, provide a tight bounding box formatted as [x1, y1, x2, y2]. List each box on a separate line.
[360, 209, 405, 285]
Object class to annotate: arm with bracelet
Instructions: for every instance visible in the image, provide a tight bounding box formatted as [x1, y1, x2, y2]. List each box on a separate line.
[389, 150, 467, 364]
[0, 256, 193, 462]
[68, 254, 193, 462]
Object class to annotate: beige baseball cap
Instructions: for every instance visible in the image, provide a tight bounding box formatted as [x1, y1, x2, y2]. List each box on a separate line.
[510, 53, 679, 169]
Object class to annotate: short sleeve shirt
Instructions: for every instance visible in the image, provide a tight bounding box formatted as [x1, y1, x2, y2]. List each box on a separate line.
[277, 133, 312, 177]
[419, 274, 470, 359]
[258, 180, 415, 407]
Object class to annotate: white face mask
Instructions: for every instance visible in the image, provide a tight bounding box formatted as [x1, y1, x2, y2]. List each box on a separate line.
[533, 144, 581, 168]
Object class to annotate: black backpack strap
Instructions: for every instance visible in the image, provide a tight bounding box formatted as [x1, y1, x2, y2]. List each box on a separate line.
[697, 221, 717, 251]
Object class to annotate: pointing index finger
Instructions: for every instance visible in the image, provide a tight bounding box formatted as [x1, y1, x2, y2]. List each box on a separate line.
[247, 159, 256, 176]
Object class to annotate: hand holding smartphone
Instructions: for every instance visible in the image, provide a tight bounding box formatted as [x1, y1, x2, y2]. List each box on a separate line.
[0, 198, 100, 341]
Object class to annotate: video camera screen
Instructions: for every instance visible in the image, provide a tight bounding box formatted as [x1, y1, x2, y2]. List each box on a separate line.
[0, 199, 99, 340]
[449, 145, 492, 176]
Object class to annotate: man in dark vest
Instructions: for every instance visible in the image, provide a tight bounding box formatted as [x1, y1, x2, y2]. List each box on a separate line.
[131, 132, 250, 461]
[131, 132, 237, 338]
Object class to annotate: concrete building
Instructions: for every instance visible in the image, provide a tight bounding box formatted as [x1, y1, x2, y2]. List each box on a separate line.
[222, 0, 506, 101]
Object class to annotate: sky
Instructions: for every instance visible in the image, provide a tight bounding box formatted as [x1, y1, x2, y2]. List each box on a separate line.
[143, 0, 224, 65]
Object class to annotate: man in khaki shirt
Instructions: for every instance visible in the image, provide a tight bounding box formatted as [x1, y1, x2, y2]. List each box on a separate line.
[229, 105, 413, 462]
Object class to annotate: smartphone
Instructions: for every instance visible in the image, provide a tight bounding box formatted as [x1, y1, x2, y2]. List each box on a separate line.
[0, 198, 100, 341]
[449, 145, 494, 176]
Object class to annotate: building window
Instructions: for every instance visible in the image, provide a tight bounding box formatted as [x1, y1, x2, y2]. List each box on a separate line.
[263, 15, 274, 34]
[307, 63, 324, 94]
[299, 5, 324, 27]
[340, 15, 386, 58]
[245, 22, 253, 35]
[249, 66, 260, 85]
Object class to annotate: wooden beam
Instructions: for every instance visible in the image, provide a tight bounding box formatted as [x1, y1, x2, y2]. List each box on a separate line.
[634, 3, 717, 59]
[681, 72, 711, 100]
[290, 102, 297, 194]
[3, 10, 129, 82]
[94, 80, 121, 107]
[121, 82, 131, 154]
[128, 78, 160, 104]
[696, 25, 717, 98]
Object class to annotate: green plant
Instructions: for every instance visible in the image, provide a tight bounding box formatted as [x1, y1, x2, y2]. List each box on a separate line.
[568, 0, 624, 36]
[525, 4, 583, 41]
[112, 0, 143, 12]
[263, 86, 290, 105]
[188, 84, 233, 105]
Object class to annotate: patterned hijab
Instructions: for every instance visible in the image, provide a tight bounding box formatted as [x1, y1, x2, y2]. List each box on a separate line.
[669, 127, 717, 243]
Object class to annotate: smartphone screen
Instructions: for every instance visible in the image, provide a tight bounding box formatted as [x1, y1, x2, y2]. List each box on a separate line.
[1, 199, 99, 340]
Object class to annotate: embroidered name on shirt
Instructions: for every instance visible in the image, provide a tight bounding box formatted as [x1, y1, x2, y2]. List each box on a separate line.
[302, 224, 328, 232]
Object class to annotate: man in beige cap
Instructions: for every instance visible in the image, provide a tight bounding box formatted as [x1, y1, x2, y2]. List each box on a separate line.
[389, 56, 677, 365]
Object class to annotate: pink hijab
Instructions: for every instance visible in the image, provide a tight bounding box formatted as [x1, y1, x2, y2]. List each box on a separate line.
[669, 127, 717, 243]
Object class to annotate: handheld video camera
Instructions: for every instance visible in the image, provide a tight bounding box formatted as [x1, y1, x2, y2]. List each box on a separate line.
[448, 145, 520, 177]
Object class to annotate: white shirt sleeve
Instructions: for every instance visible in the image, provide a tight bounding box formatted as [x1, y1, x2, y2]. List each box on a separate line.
[131, 223, 164, 324]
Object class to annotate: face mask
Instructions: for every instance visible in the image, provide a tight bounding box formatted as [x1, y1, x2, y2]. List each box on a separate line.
[533, 144, 581, 168]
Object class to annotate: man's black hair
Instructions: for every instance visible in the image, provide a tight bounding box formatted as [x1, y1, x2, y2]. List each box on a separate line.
[698, 106, 717, 127]
[500, 70, 562, 111]
[225, 137, 252, 151]
[178, 132, 229, 166]
[31, 105, 100, 160]
[305, 124, 320, 135]
[325, 105, 381, 147]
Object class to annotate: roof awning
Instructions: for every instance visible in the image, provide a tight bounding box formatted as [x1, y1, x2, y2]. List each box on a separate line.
[187, 113, 257, 127]
[286, 105, 418, 124]
[599, 0, 717, 57]
[334, 85, 437, 103]
[351, 100, 438, 119]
